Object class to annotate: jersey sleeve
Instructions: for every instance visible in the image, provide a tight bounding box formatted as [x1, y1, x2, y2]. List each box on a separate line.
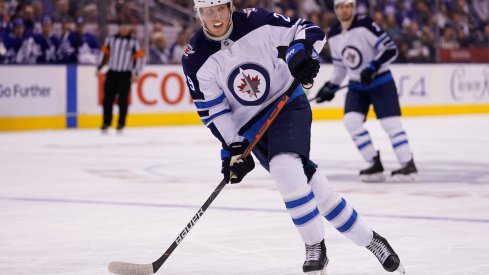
[249, 8, 326, 56]
[132, 39, 145, 76]
[329, 42, 347, 85]
[97, 36, 110, 70]
[182, 57, 241, 147]
[362, 17, 398, 66]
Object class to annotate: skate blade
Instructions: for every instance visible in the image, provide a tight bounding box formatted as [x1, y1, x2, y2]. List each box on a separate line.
[396, 262, 406, 274]
[360, 173, 385, 183]
[392, 173, 417, 182]
[306, 269, 326, 275]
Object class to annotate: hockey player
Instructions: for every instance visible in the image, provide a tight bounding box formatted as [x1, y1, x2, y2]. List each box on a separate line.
[182, 0, 405, 274]
[315, 0, 417, 183]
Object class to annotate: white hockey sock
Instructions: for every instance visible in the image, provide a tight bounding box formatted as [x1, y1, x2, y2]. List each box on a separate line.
[344, 112, 377, 163]
[269, 153, 324, 245]
[380, 116, 413, 164]
[309, 171, 373, 246]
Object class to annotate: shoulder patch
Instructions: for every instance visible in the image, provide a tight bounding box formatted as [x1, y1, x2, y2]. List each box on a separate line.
[242, 8, 257, 18]
[183, 44, 195, 57]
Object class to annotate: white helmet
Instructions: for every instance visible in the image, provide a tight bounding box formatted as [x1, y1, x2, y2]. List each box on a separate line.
[334, 0, 356, 7]
[193, 0, 234, 40]
[194, 0, 232, 9]
[334, 0, 356, 20]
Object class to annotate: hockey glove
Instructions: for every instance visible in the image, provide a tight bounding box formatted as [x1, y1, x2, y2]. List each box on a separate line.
[316, 82, 340, 103]
[360, 61, 380, 86]
[286, 40, 320, 86]
[221, 141, 255, 184]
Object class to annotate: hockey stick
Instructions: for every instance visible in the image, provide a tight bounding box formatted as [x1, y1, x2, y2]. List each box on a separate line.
[308, 84, 348, 102]
[108, 79, 302, 275]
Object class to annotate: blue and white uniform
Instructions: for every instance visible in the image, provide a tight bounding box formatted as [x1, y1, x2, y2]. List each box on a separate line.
[182, 8, 325, 146]
[327, 15, 414, 166]
[183, 8, 374, 249]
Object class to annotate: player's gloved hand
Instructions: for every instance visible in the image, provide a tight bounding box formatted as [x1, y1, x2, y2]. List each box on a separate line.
[316, 82, 340, 103]
[286, 39, 320, 86]
[360, 61, 380, 86]
[221, 141, 255, 184]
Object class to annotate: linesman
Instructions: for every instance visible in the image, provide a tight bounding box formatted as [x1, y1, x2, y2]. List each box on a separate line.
[97, 20, 145, 132]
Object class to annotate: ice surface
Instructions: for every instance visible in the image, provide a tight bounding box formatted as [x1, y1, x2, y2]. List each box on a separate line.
[1, 115, 488, 275]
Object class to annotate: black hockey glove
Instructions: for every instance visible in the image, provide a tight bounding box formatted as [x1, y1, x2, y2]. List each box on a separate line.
[316, 82, 340, 103]
[221, 141, 255, 184]
[360, 61, 381, 86]
[286, 40, 320, 86]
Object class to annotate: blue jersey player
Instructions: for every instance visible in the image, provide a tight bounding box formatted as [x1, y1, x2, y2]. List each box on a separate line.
[315, 0, 417, 183]
[182, 0, 405, 274]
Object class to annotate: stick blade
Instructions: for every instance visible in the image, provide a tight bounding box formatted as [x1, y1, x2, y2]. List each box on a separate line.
[108, 262, 154, 275]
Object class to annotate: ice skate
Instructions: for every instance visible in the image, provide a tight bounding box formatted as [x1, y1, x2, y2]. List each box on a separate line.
[366, 232, 405, 274]
[360, 152, 385, 183]
[303, 239, 328, 275]
[116, 125, 124, 134]
[391, 158, 417, 182]
[101, 124, 109, 134]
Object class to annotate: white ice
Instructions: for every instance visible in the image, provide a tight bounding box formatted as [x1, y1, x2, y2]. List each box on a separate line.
[1, 115, 489, 275]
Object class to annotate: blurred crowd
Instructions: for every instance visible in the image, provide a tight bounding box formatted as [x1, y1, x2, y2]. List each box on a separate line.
[1, 0, 488, 65]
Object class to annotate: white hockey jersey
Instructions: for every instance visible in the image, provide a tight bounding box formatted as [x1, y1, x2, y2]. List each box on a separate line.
[182, 8, 326, 147]
[327, 15, 398, 85]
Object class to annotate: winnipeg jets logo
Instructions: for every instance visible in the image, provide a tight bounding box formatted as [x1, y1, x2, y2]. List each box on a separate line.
[183, 44, 195, 57]
[243, 8, 257, 18]
[238, 68, 261, 98]
[227, 63, 270, 106]
[342, 46, 363, 70]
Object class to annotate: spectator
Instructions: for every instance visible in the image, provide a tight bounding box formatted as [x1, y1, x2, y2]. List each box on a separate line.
[31, 0, 43, 22]
[52, 0, 72, 23]
[385, 13, 402, 43]
[20, 4, 34, 36]
[440, 25, 460, 49]
[148, 31, 168, 64]
[1, 0, 9, 38]
[473, 0, 489, 24]
[74, 17, 99, 64]
[168, 29, 188, 64]
[56, 18, 78, 63]
[3, 17, 25, 63]
[40, 15, 59, 63]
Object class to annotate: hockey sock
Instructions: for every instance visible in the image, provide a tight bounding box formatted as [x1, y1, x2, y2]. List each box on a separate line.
[270, 153, 325, 245]
[309, 171, 373, 246]
[379, 116, 413, 164]
[344, 112, 377, 163]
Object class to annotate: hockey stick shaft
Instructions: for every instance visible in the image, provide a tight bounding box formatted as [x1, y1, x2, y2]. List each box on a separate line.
[109, 80, 302, 275]
[308, 84, 348, 102]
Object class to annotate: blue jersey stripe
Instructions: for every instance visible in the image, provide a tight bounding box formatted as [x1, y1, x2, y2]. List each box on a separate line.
[392, 131, 406, 139]
[374, 34, 389, 49]
[285, 191, 315, 209]
[325, 198, 346, 221]
[202, 109, 232, 125]
[194, 94, 226, 109]
[293, 208, 320, 225]
[393, 140, 408, 148]
[358, 140, 373, 150]
[349, 72, 393, 91]
[355, 131, 369, 138]
[337, 209, 358, 232]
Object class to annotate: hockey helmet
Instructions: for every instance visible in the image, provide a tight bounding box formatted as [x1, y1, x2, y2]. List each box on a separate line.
[334, 0, 356, 7]
[194, 0, 233, 9]
[194, 0, 234, 21]
[334, 0, 356, 19]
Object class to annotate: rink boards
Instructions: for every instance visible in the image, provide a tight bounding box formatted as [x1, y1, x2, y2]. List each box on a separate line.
[1, 64, 489, 131]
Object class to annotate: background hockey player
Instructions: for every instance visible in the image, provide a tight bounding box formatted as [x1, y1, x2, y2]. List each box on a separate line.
[182, 0, 405, 274]
[315, 0, 417, 182]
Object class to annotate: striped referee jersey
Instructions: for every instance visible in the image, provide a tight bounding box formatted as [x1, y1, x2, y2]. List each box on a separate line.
[97, 34, 145, 75]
